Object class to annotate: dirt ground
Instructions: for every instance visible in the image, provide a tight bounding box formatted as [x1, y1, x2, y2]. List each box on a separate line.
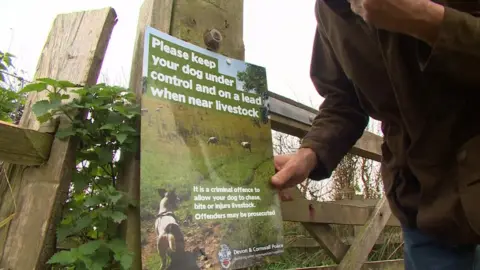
[142, 222, 224, 270]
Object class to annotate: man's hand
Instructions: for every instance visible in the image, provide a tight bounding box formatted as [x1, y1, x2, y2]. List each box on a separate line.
[349, 0, 445, 45]
[271, 148, 318, 191]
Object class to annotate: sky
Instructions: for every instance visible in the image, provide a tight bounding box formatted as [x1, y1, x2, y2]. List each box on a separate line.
[0, 0, 323, 109]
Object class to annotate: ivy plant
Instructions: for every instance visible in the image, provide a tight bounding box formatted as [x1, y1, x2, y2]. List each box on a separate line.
[19, 79, 140, 269]
[0, 51, 26, 123]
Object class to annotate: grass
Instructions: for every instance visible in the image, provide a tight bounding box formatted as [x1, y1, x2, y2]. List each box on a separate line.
[140, 95, 283, 269]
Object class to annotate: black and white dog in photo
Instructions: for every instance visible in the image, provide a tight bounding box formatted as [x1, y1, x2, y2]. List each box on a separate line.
[155, 188, 185, 269]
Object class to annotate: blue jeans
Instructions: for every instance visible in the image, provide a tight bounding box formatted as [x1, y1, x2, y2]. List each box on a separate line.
[403, 226, 480, 269]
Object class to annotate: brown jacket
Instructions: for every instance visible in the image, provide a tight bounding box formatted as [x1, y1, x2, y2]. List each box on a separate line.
[301, 0, 480, 245]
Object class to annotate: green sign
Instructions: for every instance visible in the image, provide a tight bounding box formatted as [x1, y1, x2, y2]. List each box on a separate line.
[140, 26, 284, 270]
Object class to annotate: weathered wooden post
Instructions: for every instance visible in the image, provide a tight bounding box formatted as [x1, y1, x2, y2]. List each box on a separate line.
[119, 0, 244, 269]
[0, 7, 117, 269]
[336, 196, 392, 270]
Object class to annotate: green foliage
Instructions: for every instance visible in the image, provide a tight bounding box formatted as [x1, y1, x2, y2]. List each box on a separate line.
[22, 78, 140, 269]
[237, 63, 268, 96]
[237, 64, 269, 124]
[0, 50, 26, 123]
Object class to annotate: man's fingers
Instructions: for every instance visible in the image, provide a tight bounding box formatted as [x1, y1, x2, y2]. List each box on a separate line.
[271, 163, 296, 189]
[349, 0, 365, 17]
[279, 190, 293, 201]
[274, 154, 292, 172]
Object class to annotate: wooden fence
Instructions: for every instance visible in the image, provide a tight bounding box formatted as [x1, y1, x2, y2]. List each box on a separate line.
[0, 1, 404, 270]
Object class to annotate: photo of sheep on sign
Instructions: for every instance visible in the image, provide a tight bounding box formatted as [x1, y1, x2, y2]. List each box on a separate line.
[139, 27, 284, 270]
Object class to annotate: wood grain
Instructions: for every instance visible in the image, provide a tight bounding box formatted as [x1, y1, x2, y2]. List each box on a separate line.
[117, 0, 174, 268]
[0, 7, 116, 269]
[0, 120, 53, 166]
[269, 92, 383, 162]
[281, 196, 400, 227]
[337, 196, 393, 270]
[291, 259, 404, 270]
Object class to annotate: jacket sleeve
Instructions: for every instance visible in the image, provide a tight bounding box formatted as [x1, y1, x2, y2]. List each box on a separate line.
[418, 7, 480, 87]
[300, 18, 369, 181]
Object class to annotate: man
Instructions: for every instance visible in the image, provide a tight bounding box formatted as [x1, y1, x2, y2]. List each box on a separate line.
[271, 0, 480, 269]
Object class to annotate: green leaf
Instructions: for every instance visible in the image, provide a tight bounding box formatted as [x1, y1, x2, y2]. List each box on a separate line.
[87, 229, 100, 240]
[115, 133, 128, 144]
[86, 246, 111, 270]
[77, 150, 97, 162]
[36, 112, 53, 123]
[76, 128, 88, 136]
[74, 215, 93, 232]
[99, 123, 116, 130]
[96, 147, 112, 164]
[67, 102, 86, 109]
[108, 191, 123, 204]
[111, 211, 127, 223]
[60, 213, 73, 225]
[56, 226, 72, 242]
[128, 197, 139, 207]
[32, 99, 61, 116]
[47, 250, 76, 265]
[123, 92, 136, 100]
[58, 80, 78, 88]
[78, 240, 103, 255]
[106, 111, 123, 124]
[72, 173, 90, 193]
[107, 239, 132, 269]
[73, 88, 89, 97]
[107, 238, 126, 253]
[73, 261, 88, 270]
[18, 82, 47, 93]
[2, 53, 14, 67]
[56, 127, 76, 139]
[86, 98, 105, 109]
[114, 105, 128, 115]
[102, 210, 127, 223]
[119, 124, 136, 133]
[73, 192, 86, 203]
[37, 77, 61, 87]
[84, 196, 102, 207]
[119, 253, 133, 270]
[88, 83, 106, 91]
[47, 92, 62, 102]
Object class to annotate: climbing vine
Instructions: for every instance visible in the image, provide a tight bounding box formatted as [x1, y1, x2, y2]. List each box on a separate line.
[18, 79, 140, 269]
[0, 51, 26, 123]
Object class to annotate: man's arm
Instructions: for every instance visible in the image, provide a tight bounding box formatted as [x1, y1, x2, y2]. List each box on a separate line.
[414, 5, 480, 86]
[300, 9, 369, 181]
[351, 0, 480, 86]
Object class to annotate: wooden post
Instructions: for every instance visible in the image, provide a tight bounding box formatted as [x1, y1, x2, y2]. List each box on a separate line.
[291, 259, 404, 270]
[284, 187, 350, 264]
[303, 224, 349, 264]
[337, 196, 393, 270]
[0, 7, 117, 269]
[117, 1, 174, 269]
[268, 92, 383, 162]
[0, 120, 53, 166]
[120, 0, 244, 269]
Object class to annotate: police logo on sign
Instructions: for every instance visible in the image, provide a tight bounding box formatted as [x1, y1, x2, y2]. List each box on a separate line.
[217, 244, 233, 269]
